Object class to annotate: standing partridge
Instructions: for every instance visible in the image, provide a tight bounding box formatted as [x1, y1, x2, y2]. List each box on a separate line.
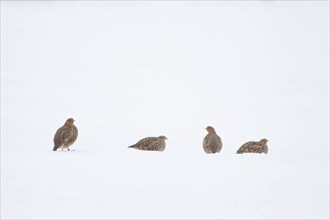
[236, 138, 268, 154]
[128, 135, 167, 151]
[203, 126, 222, 154]
[53, 118, 78, 151]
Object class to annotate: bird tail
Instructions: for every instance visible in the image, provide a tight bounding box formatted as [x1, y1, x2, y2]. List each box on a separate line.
[53, 146, 58, 151]
[128, 145, 134, 148]
[236, 149, 243, 154]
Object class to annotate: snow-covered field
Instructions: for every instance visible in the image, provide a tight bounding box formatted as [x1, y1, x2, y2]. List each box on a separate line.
[1, 1, 329, 219]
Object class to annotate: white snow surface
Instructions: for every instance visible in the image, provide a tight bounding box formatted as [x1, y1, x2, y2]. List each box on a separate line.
[1, 1, 329, 219]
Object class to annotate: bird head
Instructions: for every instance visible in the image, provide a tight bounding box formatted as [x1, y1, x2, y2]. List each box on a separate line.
[65, 118, 75, 125]
[206, 126, 215, 133]
[159, 135, 168, 141]
[259, 139, 268, 144]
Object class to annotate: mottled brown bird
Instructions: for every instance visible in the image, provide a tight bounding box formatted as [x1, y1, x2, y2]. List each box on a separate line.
[203, 126, 222, 154]
[53, 118, 78, 151]
[128, 135, 167, 151]
[236, 138, 268, 154]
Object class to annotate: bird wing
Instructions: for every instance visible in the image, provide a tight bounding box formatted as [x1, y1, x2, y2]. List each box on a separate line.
[59, 125, 78, 146]
[203, 135, 211, 152]
[148, 139, 162, 151]
[61, 125, 72, 143]
[251, 142, 267, 153]
[241, 141, 253, 149]
[239, 141, 259, 153]
[216, 135, 222, 150]
[133, 137, 157, 150]
[203, 135, 209, 147]
[53, 127, 63, 147]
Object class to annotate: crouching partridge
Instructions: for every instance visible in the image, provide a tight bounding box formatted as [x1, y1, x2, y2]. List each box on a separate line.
[236, 139, 268, 154]
[128, 135, 167, 151]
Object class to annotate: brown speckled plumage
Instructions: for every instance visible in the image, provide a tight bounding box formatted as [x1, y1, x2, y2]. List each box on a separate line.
[128, 136, 167, 151]
[53, 118, 78, 151]
[236, 139, 268, 154]
[203, 126, 222, 154]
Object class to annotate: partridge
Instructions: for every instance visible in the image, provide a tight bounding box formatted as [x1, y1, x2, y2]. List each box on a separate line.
[53, 118, 78, 151]
[128, 135, 167, 151]
[236, 138, 268, 154]
[203, 126, 222, 154]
